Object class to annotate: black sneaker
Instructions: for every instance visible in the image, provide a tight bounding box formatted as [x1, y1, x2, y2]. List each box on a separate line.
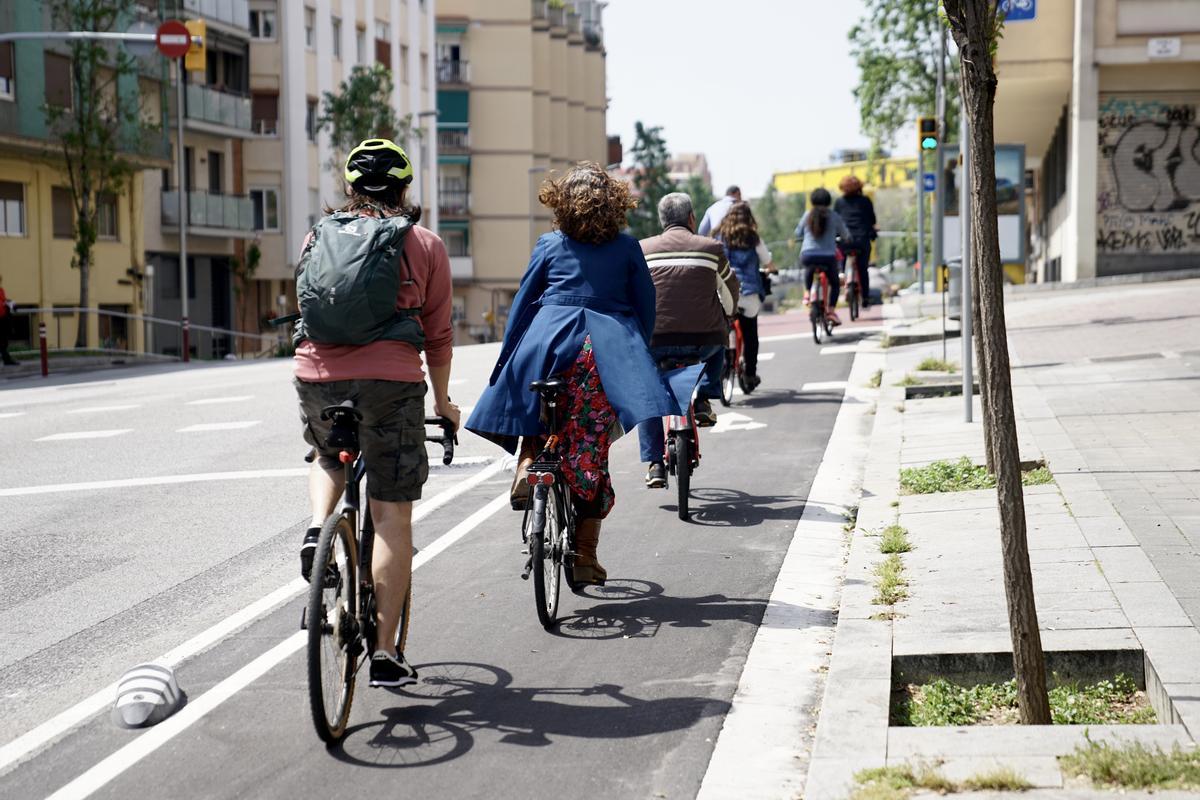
[747, 374, 762, 390]
[694, 398, 718, 427]
[369, 651, 418, 687]
[300, 527, 321, 582]
[645, 462, 666, 489]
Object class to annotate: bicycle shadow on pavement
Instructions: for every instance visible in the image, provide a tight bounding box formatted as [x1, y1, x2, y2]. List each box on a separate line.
[670, 488, 847, 528]
[733, 388, 847, 410]
[329, 659, 729, 768]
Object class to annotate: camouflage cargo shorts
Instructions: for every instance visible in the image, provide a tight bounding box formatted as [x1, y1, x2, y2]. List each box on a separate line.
[295, 378, 429, 502]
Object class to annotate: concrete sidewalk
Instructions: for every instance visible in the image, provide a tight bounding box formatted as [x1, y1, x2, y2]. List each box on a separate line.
[803, 281, 1200, 798]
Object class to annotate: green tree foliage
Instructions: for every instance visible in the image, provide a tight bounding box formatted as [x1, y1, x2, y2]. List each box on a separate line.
[317, 64, 415, 168]
[45, 0, 154, 348]
[849, 0, 959, 153]
[681, 174, 714, 224]
[626, 122, 675, 239]
[751, 183, 805, 267]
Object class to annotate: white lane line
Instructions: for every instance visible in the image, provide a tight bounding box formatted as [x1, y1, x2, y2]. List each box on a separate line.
[759, 332, 807, 343]
[0, 459, 505, 775]
[0, 411, 28, 419]
[820, 344, 860, 355]
[36, 430, 132, 442]
[185, 396, 255, 406]
[801, 381, 848, 392]
[758, 352, 776, 362]
[44, 490, 512, 800]
[66, 405, 142, 415]
[0, 468, 310, 498]
[177, 422, 261, 433]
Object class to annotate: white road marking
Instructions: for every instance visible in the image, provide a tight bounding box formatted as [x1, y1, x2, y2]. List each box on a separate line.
[0, 460, 505, 775]
[36, 430, 131, 442]
[177, 421, 261, 433]
[801, 381, 848, 392]
[0, 468, 310, 498]
[710, 412, 767, 434]
[757, 352, 776, 361]
[1162, 350, 1181, 359]
[0, 411, 27, 419]
[44, 490, 512, 800]
[820, 344, 860, 355]
[66, 405, 142, 415]
[759, 332, 807, 343]
[185, 395, 255, 405]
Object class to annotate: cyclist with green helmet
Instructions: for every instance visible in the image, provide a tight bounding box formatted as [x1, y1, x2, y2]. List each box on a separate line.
[293, 138, 458, 688]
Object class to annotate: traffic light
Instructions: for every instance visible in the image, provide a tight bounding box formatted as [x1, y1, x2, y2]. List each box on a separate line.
[184, 19, 206, 72]
[918, 116, 938, 151]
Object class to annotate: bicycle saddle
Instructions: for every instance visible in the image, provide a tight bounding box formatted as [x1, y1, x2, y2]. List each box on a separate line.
[320, 400, 363, 422]
[529, 378, 567, 396]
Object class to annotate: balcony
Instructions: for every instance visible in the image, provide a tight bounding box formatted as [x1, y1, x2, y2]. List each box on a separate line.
[162, 189, 255, 236]
[184, 83, 253, 135]
[436, 59, 470, 85]
[567, 11, 581, 35]
[547, 5, 566, 28]
[532, 0, 547, 19]
[179, 0, 250, 33]
[437, 129, 470, 153]
[439, 189, 470, 218]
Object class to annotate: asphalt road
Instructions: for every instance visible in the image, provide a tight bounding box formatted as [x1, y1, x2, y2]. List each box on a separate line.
[0, 308, 876, 799]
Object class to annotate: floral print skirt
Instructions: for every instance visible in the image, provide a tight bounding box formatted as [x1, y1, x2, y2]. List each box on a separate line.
[553, 336, 617, 519]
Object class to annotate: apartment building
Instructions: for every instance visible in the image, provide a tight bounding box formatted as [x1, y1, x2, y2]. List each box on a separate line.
[434, 0, 607, 342]
[0, 2, 169, 353]
[141, 0, 436, 356]
[668, 153, 713, 192]
[994, 0, 1200, 282]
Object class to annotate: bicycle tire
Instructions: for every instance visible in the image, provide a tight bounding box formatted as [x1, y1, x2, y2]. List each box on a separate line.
[307, 512, 358, 744]
[676, 434, 691, 521]
[530, 485, 561, 629]
[719, 349, 736, 407]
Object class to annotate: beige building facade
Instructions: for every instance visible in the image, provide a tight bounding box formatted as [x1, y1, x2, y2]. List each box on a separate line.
[995, 0, 1200, 282]
[434, 0, 607, 342]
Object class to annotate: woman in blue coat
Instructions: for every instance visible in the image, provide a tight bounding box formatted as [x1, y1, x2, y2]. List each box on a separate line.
[467, 162, 676, 585]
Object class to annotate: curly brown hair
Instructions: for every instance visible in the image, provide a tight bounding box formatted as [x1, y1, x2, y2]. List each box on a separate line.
[537, 161, 635, 245]
[717, 201, 760, 250]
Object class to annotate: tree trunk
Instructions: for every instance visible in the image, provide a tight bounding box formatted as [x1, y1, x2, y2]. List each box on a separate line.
[75, 252, 90, 350]
[945, 0, 1050, 724]
[971, 259, 993, 472]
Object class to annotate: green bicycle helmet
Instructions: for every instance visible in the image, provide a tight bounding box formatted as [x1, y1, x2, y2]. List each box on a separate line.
[344, 138, 413, 192]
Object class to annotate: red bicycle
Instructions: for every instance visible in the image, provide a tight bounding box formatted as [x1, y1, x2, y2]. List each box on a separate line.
[809, 267, 836, 344]
[720, 317, 751, 406]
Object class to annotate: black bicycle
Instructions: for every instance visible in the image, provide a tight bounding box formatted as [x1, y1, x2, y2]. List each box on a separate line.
[303, 401, 456, 743]
[519, 379, 585, 630]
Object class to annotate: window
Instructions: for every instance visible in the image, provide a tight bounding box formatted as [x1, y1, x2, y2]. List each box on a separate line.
[98, 305, 129, 350]
[249, 8, 276, 40]
[399, 45, 409, 83]
[96, 192, 118, 240]
[0, 181, 25, 236]
[377, 21, 391, 41]
[331, 16, 342, 59]
[375, 21, 391, 67]
[305, 98, 318, 142]
[308, 188, 320, 228]
[442, 228, 469, 257]
[0, 42, 14, 100]
[44, 52, 72, 110]
[304, 7, 315, 49]
[250, 188, 280, 231]
[52, 186, 74, 238]
[356, 26, 366, 63]
[251, 92, 278, 135]
[208, 150, 223, 194]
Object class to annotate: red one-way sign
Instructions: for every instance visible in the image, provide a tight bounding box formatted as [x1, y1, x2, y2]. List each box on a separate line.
[156, 20, 191, 59]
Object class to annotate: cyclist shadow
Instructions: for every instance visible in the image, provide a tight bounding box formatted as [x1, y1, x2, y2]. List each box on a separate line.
[736, 389, 855, 410]
[329, 659, 729, 768]
[667, 488, 805, 528]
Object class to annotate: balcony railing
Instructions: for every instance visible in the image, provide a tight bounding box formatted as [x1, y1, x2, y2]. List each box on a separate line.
[547, 5, 566, 27]
[567, 11, 581, 34]
[180, 0, 250, 31]
[162, 189, 254, 232]
[185, 83, 252, 132]
[532, 0, 548, 20]
[436, 59, 470, 84]
[437, 129, 470, 152]
[439, 189, 470, 217]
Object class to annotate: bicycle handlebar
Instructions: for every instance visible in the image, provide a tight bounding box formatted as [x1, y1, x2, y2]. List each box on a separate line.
[425, 416, 458, 466]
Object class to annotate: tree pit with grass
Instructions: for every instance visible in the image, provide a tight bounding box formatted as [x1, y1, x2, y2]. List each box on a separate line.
[900, 457, 1052, 494]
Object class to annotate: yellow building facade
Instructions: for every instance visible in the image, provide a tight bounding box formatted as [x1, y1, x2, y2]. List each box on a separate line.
[773, 156, 918, 196]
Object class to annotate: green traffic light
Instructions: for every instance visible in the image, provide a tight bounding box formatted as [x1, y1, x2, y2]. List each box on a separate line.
[921, 136, 938, 150]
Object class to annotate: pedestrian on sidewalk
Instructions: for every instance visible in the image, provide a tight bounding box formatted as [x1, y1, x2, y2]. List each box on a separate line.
[718, 201, 780, 389]
[0, 275, 17, 366]
[468, 161, 677, 586]
[834, 175, 877, 307]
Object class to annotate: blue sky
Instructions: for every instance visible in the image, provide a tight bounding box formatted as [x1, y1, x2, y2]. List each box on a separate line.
[604, 0, 872, 196]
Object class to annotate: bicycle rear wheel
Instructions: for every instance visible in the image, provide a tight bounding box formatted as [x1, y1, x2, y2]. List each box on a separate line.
[720, 348, 736, 407]
[675, 434, 692, 521]
[811, 303, 825, 344]
[306, 512, 358, 743]
[529, 484, 562, 629]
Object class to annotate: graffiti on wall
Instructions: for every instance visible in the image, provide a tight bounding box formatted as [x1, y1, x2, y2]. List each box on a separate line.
[1097, 94, 1200, 256]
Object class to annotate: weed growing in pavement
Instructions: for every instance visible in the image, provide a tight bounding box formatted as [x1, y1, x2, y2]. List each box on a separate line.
[843, 505, 860, 534]
[961, 768, 1033, 791]
[872, 554, 908, 605]
[867, 369, 882, 389]
[879, 334, 895, 349]
[1060, 734, 1200, 791]
[852, 764, 954, 800]
[899, 457, 1054, 494]
[889, 499, 900, 508]
[878, 524, 912, 554]
[915, 357, 959, 372]
[894, 373, 920, 387]
[892, 674, 1155, 727]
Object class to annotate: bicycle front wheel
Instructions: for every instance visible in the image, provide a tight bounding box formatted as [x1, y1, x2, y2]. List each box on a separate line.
[720, 348, 736, 407]
[675, 435, 692, 521]
[811, 304, 825, 344]
[529, 484, 562, 629]
[307, 513, 358, 744]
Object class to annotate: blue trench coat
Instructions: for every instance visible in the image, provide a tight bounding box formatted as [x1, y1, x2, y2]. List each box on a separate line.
[467, 231, 679, 453]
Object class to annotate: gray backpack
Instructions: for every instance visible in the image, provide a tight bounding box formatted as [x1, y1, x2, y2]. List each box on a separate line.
[293, 211, 425, 350]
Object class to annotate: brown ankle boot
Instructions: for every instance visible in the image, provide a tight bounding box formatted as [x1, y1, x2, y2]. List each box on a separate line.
[510, 437, 538, 510]
[573, 518, 607, 585]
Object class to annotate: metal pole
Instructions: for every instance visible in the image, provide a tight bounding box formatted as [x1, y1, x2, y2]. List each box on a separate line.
[932, 24, 947, 296]
[916, 151, 926, 294]
[39, 321, 48, 377]
[176, 58, 190, 363]
[960, 103, 973, 423]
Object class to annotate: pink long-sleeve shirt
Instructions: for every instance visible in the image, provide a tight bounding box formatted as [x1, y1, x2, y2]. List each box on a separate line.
[293, 223, 454, 383]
